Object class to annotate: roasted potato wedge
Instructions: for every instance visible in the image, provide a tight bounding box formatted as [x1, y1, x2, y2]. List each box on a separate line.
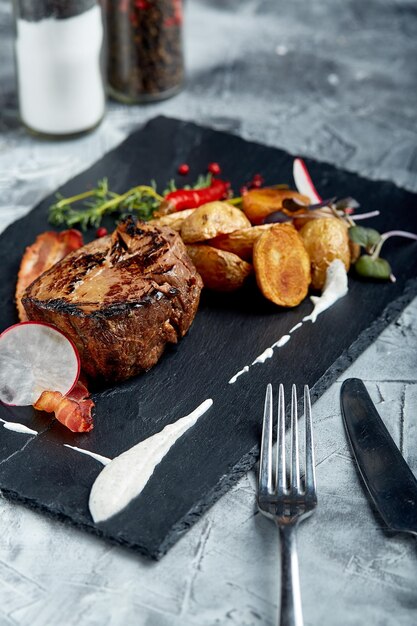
[181, 201, 251, 244]
[208, 224, 275, 261]
[293, 211, 318, 230]
[242, 188, 310, 225]
[299, 217, 351, 290]
[186, 245, 253, 291]
[293, 210, 337, 231]
[253, 224, 311, 307]
[150, 209, 194, 232]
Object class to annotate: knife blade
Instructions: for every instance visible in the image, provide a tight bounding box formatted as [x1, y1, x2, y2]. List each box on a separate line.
[341, 378, 417, 535]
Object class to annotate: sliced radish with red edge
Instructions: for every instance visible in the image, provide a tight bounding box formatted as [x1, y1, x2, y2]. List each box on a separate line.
[293, 158, 322, 203]
[0, 322, 80, 406]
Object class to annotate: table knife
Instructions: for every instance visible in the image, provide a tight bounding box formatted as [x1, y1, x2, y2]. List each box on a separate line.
[340, 378, 417, 536]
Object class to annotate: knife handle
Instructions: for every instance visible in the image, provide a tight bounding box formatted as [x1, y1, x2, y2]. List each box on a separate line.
[278, 524, 304, 626]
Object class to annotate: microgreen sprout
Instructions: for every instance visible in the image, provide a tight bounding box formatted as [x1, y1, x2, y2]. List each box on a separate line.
[349, 226, 417, 281]
[370, 230, 417, 259]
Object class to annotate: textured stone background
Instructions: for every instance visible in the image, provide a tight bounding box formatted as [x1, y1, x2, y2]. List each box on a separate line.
[0, 1, 416, 624]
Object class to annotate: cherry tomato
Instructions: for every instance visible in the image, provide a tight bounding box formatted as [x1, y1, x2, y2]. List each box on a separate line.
[96, 227, 108, 238]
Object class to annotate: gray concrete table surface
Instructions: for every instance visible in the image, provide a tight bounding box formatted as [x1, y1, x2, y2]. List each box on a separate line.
[0, 0, 416, 624]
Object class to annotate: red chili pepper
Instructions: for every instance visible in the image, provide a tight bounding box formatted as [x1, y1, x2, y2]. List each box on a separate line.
[165, 179, 230, 211]
[208, 162, 221, 175]
[178, 163, 190, 175]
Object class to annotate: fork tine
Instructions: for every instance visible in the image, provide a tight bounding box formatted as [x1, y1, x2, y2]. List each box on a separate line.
[276, 383, 286, 493]
[304, 385, 316, 498]
[257, 385, 317, 626]
[259, 384, 273, 494]
[290, 384, 301, 494]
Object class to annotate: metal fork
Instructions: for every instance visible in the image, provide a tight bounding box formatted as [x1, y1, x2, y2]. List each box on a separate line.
[257, 384, 317, 626]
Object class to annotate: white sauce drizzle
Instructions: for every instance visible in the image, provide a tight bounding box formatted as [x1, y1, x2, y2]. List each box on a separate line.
[228, 366, 249, 384]
[303, 259, 348, 324]
[64, 444, 111, 466]
[251, 334, 291, 366]
[274, 334, 291, 349]
[88, 399, 213, 523]
[252, 347, 274, 365]
[228, 332, 292, 383]
[289, 322, 303, 333]
[0, 418, 38, 436]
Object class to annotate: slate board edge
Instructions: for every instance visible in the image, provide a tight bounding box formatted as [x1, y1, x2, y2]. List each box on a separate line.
[1, 116, 417, 560]
[187, 115, 417, 196]
[0, 487, 158, 559]
[0, 115, 415, 251]
[2, 277, 415, 560]
[143, 116, 417, 197]
[134, 116, 417, 197]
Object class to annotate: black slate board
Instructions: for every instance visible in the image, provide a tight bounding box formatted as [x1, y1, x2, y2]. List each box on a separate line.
[0, 116, 416, 559]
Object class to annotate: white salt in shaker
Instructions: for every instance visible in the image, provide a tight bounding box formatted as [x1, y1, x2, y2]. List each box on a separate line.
[13, 0, 106, 137]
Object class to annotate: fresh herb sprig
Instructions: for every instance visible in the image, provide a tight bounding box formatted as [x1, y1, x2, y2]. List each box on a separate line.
[49, 178, 163, 230]
[48, 173, 218, 231]
[162, 172, 212, 196]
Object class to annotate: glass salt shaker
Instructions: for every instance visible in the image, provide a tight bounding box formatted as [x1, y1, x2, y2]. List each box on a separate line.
[12, 0, 106, 137]
[104, 0, 184, 103]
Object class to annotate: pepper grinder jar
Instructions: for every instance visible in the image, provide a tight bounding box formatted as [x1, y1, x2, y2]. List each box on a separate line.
[13, 0, 106, 137]
[104, 0, 184, 103]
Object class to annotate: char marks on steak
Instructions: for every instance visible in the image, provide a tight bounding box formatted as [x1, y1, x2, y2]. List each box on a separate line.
[23, 217, 203, 382]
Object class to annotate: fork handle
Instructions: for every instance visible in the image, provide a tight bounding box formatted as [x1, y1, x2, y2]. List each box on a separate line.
[278, 524, 303, 626]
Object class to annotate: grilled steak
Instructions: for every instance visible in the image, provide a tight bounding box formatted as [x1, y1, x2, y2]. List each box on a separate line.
[22, 217, 203, 382]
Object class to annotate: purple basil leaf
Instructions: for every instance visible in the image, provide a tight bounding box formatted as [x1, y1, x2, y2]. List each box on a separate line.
[308, 197, 337, 210]
[263, 211, 292, 224]
[282, 197, 309, 212]
[335, 197, 360, 211]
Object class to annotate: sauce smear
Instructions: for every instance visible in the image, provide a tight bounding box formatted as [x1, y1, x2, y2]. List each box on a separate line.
[89, 399, 213, 523]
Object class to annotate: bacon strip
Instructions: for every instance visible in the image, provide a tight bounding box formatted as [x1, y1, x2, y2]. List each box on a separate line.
[15, 230, 94, 433]
[34, 380, 94, 433]
[16, 229, 83, 321]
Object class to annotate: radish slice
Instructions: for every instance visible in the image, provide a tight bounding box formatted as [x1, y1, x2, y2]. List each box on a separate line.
[293, 158, 322, 203]
[0, 322, 80, 406]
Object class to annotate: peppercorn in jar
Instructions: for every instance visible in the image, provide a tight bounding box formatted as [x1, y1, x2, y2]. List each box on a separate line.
[104, 0, 184, 103]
